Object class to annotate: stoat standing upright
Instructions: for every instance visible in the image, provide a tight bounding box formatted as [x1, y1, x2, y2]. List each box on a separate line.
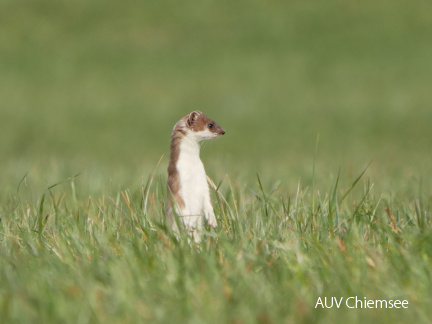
[167, 111, 225, 241]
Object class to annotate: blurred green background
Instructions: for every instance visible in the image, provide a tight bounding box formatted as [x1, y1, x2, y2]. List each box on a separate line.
[1, 0, 432, 192]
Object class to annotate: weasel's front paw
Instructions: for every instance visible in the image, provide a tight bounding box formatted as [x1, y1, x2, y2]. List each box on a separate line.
[207, 215, 217, 228]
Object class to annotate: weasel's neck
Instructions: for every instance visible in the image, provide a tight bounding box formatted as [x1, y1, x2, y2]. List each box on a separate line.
[178, 135, 201, 158]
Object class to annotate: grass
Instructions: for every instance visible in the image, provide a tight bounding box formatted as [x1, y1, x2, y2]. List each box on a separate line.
[1, 167, 431, 323]
[1, 0, 432, 323]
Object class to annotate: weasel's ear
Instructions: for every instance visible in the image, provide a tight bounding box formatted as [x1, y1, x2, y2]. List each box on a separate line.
[187, 111, 200, 127]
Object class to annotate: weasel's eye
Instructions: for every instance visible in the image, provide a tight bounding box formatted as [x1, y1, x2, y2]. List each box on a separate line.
[208, 123, 214, 128]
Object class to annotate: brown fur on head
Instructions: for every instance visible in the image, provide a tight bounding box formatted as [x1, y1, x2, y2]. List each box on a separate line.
[186, 111, 225, 136]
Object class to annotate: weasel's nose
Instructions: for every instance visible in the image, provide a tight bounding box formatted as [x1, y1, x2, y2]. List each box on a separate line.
[221, 130, 225, 135]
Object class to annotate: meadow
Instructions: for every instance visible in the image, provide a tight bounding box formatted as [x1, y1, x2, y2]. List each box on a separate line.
[1, 0, 432, 323]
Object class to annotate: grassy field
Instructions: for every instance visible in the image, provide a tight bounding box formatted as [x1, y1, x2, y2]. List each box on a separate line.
[1, 0, 432, 323]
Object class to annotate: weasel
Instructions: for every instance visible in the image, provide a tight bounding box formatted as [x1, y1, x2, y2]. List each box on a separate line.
[167, 111, 225, 242]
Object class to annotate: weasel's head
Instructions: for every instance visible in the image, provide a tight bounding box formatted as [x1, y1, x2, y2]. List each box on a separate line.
[185, 111, 225, 141]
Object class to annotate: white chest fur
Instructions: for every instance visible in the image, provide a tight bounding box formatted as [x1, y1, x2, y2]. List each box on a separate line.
[176, 137, 210, 217]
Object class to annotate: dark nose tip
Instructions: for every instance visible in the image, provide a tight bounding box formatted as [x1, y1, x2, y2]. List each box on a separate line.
[221, 130, 225, 135]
